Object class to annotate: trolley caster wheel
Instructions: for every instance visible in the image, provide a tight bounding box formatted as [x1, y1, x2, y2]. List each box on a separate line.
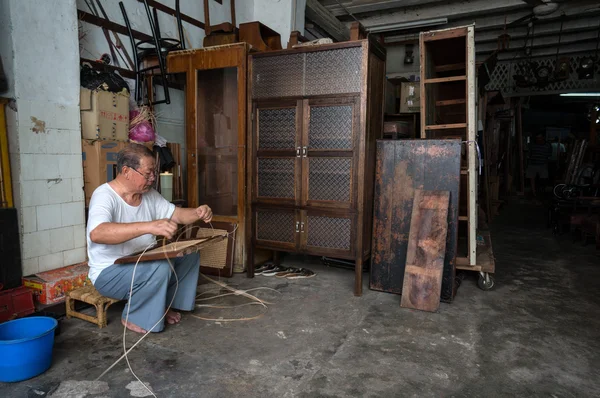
[478, 273, 495, 291]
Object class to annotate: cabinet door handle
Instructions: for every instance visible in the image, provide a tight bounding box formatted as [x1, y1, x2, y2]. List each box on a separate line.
[296, 147, 301, 157]
[295, 221, 300, 232]
[300, 222, 305, 232]
[302, 146, 307, 157]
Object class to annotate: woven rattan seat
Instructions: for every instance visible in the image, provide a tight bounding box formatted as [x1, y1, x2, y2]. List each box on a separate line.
[65, 285, 121, 328]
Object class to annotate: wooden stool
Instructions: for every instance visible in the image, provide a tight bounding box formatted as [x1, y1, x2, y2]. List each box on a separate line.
[65, 285, 121, 328]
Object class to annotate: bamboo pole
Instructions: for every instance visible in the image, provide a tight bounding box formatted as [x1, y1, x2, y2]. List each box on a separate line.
[0, 98, 13, 208]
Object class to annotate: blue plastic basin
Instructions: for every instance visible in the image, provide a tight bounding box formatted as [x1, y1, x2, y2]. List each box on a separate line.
[0, 316, 58, 382]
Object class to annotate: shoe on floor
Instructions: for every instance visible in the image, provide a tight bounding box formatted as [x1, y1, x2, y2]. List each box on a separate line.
[262, 265, 290, 276]
[285, 268, 316, 279]
[255, 263, 276, 275]
[275, 267, 300, 278]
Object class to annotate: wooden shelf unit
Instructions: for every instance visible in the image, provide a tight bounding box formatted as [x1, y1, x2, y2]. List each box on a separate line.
[420, 25, 477, 267]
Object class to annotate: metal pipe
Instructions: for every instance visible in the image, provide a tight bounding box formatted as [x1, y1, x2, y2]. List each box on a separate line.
[176, 0, 185, 49]
[119, 2, 141, 103]
[142, 0, 170, 105]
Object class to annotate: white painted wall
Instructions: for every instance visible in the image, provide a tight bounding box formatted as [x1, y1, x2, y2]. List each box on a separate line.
[2, 0, 86, 276]
[0, 1, 15, 98]
[253, 0, 306, 48]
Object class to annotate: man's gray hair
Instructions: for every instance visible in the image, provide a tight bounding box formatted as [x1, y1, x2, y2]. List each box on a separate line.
[117, 144, 153, 174]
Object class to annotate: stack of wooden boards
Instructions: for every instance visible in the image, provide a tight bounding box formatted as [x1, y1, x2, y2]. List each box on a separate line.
[370, 140, 462, 312]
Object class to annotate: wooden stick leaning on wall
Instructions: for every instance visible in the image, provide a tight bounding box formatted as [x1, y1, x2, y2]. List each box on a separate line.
[204, 0, 211, 35]
[230, 0, 236, 30]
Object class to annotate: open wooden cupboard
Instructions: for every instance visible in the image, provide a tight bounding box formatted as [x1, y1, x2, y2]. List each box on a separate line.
[167, 43, 250, 271]
[420, 25, 495, 287]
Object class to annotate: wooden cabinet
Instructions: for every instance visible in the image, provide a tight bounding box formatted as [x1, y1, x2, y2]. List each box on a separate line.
[247, 40, 386, 295]
[167, 43, 250, 270]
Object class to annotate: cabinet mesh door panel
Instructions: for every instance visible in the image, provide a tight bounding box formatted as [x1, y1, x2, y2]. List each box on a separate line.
[307, 215, 351, 250]
[257, 158, 295, 199]
[257, 107, 296, 149]
[256, 210, 295, 243]
[308, 158, 352, 202]
[308, 105, 353, 149]
[305, 47, 363, 96]
[252, 53, 304, 98]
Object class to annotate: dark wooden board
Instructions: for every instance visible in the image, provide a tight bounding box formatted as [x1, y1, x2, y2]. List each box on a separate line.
[400, 190, 450, 312]
[370, 139, 461, 302]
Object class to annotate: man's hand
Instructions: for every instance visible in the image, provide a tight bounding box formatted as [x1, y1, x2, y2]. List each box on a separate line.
[150, 218, 178, 239]
[195, 205, 213, 223]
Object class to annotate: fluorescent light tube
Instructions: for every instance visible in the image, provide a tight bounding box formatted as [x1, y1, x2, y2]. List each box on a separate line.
[560, 93, 600, 97]
[366, 18, 448, 34]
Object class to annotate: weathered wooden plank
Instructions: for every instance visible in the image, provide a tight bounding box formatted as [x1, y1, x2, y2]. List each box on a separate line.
[370, 139, 461, 302]
[400, 189, 450, 312]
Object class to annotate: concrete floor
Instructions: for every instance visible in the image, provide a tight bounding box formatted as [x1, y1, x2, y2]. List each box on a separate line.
[1, 201, 600, 398]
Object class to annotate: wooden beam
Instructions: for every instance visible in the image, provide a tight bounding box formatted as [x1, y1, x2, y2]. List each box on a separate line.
[204, 0, 211, 35]
[305, 0, 350, 42]
[231, 0, 236, 29]
[78, 10, 152, 42]
[323, 0, 448, 17]
[357, 0, 528, 29]
[476, 30, 600, 54]
[477, 36, 600, 56]
[475, 24, 600, 45]
[424, 76, 467, 84]
[448, 3, 600, 33]
[136, 0, 205, 29]
[521, 0, 545, 6]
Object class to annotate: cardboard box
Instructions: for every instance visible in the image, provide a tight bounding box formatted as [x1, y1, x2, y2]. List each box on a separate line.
[400, 82, 420, 113]
[22, 262, 91, 305]
[82, 140, 127, 206]
[81, 88, 130, 141]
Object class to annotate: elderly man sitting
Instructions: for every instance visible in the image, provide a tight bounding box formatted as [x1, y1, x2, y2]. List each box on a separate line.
[86, 144, 212, 333]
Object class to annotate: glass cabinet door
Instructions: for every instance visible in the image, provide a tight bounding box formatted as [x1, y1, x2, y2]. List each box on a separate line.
[254, 102, 301, 206]
[302, 98, 358, 209]
[254, 208, 299, 251]
[196, 67, 239, 217]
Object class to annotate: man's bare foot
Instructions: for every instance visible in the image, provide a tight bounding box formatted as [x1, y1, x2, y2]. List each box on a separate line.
[121, 318, 147, 334]
[166, 310, 182, 325]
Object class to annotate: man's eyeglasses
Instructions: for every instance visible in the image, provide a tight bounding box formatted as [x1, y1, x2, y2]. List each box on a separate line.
[130, 167, 156, 182]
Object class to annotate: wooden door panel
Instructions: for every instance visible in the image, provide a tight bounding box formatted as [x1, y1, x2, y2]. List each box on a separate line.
[304, 157, 353, 209]
[307, 104, 354, 150]
[257, 106, 297, 151]
[254, 208, 298, 251]
[302, 211, 355, 258]
[257, 157, 297, 199]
